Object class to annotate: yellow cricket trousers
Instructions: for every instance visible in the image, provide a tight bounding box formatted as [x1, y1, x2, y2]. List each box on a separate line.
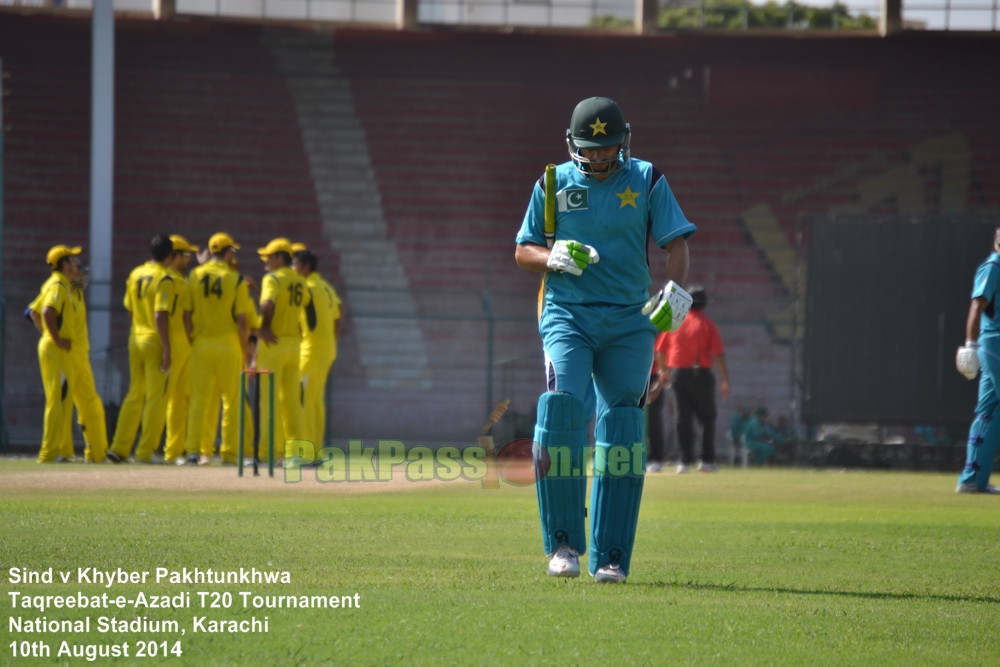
[163, 339, 191, 462]
[256, 337, 302, 459]
[37, 337, 72, 463]
[299, 346, 334, 449]
[185, 335, 246, 463]
[67, 350, 109, 462]
[110, 333, 168, 461]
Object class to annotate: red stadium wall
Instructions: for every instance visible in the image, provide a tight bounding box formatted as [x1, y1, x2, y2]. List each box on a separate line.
[331, 27, 1000, 441]
[1, 14, 326, 447]
[2, 13, 999, 449]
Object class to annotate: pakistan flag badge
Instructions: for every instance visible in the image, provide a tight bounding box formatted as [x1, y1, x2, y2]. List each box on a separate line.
[557, 188, 588, 212]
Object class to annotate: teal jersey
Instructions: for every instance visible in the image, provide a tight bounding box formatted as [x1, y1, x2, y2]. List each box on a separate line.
[516, 158, 696, 306]
[972, 252, 1000, 337]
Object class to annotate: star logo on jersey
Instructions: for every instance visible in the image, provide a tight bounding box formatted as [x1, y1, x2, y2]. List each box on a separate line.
[589, 117, 608, 137]
[616, 186, 640, 208]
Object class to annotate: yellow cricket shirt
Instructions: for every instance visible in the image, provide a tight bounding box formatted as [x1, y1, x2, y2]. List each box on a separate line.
[186, 259, 254, 339]
[260, 265, 310, 339]
[123, 261, 170, 337]
[300, 272, 342, 360]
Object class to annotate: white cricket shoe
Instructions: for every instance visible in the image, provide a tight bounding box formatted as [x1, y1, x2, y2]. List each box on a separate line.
[956, 483, 1000, 494]
[547, 546, 580, 578]
[698, 462, 718, 473]
[676, 463, 690, 474]
[594, 563, 627, 584]
[647, 461, 662, 473]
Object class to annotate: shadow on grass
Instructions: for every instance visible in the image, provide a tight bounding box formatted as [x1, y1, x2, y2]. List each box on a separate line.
[634, 580, 1000, 605]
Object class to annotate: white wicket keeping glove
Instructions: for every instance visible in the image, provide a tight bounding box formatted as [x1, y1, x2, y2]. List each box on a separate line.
[547, 240, 600, 277]
[956, 341, 980, 380]
[643, 281, 693, 333]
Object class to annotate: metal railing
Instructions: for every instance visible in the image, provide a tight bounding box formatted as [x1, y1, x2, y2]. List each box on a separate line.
[2, 0, 999, 30]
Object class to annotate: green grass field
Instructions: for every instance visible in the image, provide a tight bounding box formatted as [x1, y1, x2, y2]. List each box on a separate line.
[2, 461, 999, 665]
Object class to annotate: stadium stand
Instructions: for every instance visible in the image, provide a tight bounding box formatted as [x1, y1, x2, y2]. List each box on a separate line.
[2, 14, 1000, 448]
[1, 15, 330, 444]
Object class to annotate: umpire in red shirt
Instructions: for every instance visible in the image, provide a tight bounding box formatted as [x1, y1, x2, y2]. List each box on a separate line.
[655, 286, 730, 473]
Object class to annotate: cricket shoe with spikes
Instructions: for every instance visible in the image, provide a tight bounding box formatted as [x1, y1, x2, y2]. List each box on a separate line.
[547, 546, 580, 578]
[594, 563, 627, 584]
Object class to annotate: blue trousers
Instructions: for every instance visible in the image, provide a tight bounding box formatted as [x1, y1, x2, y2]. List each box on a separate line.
[959, 336, 1000, 490]
[536, 301, 653, 575]
[540, 301, 655, 413]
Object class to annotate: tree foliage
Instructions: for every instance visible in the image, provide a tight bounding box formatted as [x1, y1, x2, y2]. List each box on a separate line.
[659, 0, 878, 29]
[591, 0, 878, 30]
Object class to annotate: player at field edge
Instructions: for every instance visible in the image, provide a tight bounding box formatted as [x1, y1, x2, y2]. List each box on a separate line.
[292, 246, 343, 451]
[514, 96, 697, 583]
[27, 250, 110, 463]
[954, 226, 1000, 494]
[31, 245, 111, 463]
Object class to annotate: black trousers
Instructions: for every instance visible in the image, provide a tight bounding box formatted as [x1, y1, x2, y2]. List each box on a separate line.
[672, 368, 717, 465]
[646, 388, 675, 463]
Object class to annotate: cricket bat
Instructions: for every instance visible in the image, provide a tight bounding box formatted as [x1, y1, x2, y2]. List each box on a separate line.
[537, 163, 557, 321]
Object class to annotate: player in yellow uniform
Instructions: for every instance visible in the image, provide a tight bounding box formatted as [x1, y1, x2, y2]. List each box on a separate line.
[236, 257, 263, 462]
[63, 270, 110, 462]
[107, 235, 175, 463]
[183, 233, 255, 465]
[27, 261, 110, 463]
[292, 248, 342, 449]
[256, 238, 310, 460]
[185, 248, 261, 464]
[34, 245, 84, 463]
[28, 289, 78, 462]
[163, 235, 197, 465]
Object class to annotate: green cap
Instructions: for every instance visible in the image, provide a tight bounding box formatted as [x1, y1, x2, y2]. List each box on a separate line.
[568, 97, 628, 148]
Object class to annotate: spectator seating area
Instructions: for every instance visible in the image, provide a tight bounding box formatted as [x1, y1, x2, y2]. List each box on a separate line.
[2, 13, 999, 445]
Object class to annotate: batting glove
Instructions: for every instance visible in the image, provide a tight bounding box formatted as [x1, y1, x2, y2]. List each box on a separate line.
[547, 240, 600, 277]
[643, 281, 693, 333]
[956, 341, 980, 380]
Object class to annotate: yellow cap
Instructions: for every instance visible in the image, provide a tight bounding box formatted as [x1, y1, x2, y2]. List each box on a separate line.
[290, 242, 308, 253]
[257, 237, 293, 258]
[170, 234, 199, 253]
[208, 232, 240, 254]
[46, 245, 82, 269]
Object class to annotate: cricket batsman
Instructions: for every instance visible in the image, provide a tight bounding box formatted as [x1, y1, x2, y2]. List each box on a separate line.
[515, 97, 696, 583]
